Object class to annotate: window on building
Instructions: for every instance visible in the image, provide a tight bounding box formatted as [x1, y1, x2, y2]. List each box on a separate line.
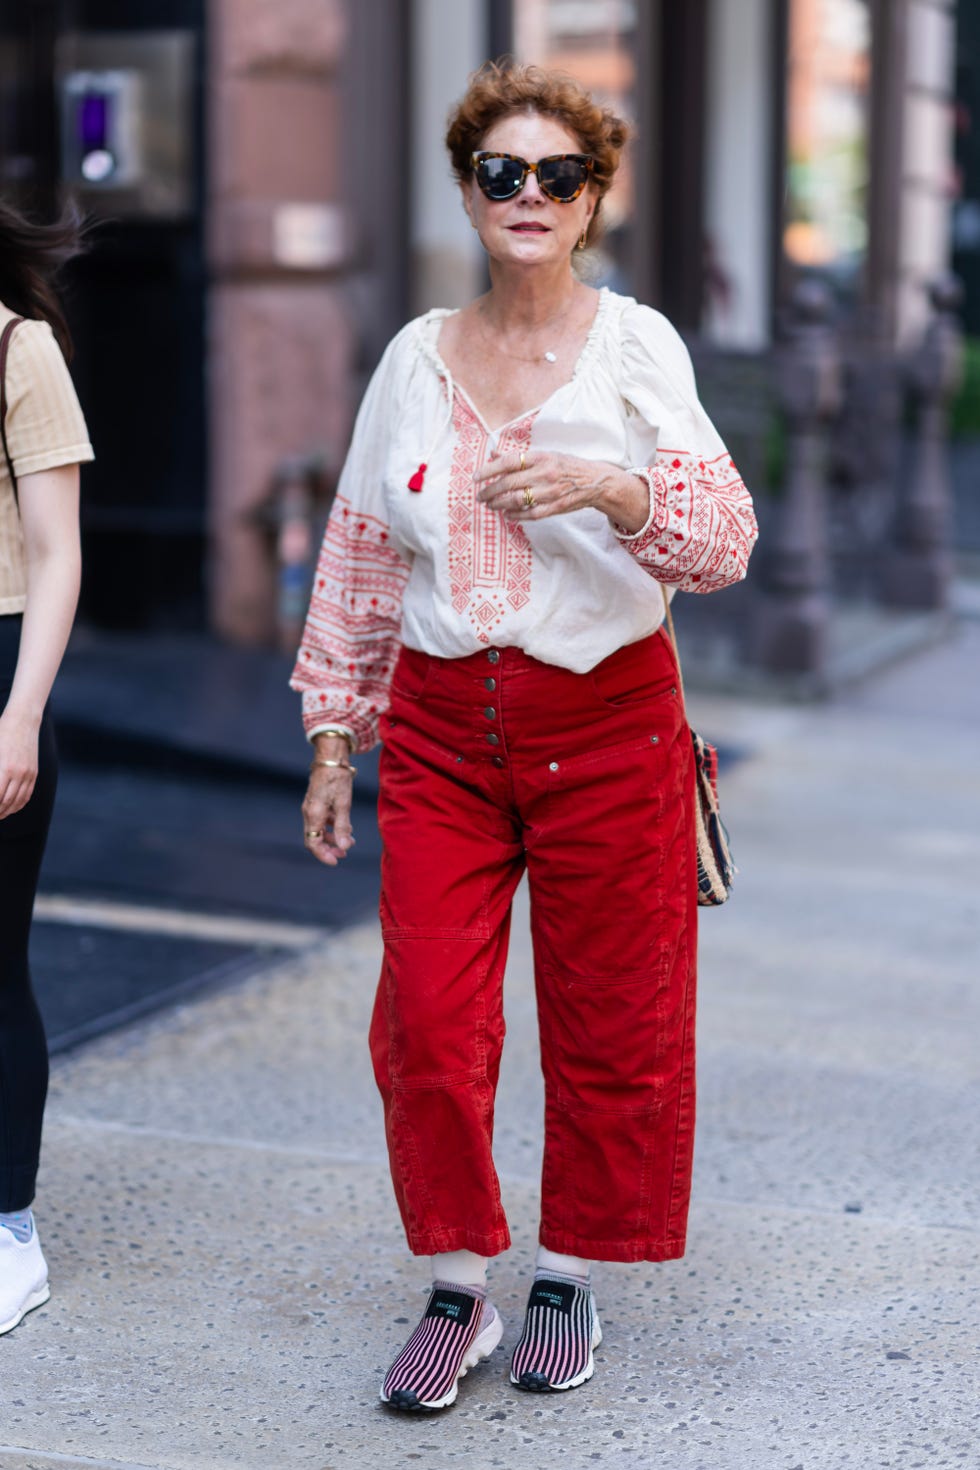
[512, 0, 638, 293]
[783, 0, 872, 307]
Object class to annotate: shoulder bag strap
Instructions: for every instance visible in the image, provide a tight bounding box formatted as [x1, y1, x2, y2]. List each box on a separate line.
[0, 317, 25, 501]
[660, 582, 687, 711]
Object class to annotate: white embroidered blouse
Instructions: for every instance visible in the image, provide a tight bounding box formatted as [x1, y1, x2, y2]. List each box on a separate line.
[290, 288, 758, 752]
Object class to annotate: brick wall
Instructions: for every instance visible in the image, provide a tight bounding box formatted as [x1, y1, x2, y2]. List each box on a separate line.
[207, 0, 354, 642]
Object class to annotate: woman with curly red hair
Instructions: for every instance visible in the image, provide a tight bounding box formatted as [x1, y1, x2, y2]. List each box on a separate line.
[292, 62, 757, 1409]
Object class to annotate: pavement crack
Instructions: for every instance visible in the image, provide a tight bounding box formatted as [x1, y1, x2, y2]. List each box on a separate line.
[50, 1112, 388, 1168]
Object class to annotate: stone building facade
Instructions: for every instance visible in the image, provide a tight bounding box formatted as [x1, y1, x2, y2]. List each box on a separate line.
[0, 0, 963, 659]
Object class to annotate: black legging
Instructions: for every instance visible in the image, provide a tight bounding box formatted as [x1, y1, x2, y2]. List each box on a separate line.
[0, 613, 55, 1211]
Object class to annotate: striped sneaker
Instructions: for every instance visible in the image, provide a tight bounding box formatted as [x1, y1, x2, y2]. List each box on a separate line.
[510, 1275, 602, 1392]
[381, 1283, 503, 1412]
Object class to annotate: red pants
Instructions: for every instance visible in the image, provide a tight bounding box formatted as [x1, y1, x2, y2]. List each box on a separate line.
[370, 630, 698, 1263]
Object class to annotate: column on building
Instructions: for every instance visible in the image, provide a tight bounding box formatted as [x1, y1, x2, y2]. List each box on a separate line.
[207, 0, 352, 643]
[410, 0, 487, 315]
[895, 0, 957, 344]
[702, 0, 774, 349]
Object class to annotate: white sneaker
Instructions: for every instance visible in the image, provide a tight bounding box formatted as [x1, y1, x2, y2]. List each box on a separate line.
[0, 1222, 50, 1335]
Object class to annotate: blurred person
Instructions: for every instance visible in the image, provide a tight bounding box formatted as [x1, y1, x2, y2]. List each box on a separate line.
[291, 63, 757, 1410]
[0, 200, 92, 1333]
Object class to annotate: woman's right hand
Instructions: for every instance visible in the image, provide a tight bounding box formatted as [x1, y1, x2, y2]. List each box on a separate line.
[301, 736, 356, 867]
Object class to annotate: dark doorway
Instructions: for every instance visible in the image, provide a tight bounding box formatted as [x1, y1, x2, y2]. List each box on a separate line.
[0, 0, 208, 631]
[954, 0, 980, 337]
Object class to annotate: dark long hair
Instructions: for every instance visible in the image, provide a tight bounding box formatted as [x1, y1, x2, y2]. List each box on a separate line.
[0, 199, 86, 362]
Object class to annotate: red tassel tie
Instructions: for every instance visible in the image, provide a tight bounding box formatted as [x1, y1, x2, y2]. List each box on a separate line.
[408, 463, 427, 493]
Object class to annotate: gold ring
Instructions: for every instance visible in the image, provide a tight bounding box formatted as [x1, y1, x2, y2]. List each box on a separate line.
[305, 828, 323, 839]
[522, 487, 536, 509]
[520, 451, 527, 471]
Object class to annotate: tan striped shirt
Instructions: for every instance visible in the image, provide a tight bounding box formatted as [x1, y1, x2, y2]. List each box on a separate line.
[1, 301, 94, 614]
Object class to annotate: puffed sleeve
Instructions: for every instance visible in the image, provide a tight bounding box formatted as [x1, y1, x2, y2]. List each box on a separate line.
[289, 330, 415, 752]
[615, 303, 758, 592]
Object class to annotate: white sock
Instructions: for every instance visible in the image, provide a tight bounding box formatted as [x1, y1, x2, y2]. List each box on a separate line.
[536, 1245, 591, 1284]
[430, 1249, 488, 1288]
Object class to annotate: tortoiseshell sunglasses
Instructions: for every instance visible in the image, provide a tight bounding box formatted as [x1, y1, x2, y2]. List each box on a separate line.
[470, 151, 595, 203]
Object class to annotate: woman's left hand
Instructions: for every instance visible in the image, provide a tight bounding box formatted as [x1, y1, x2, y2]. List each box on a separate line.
[473, 449, 648, 532]
[0, 711, 40, 819]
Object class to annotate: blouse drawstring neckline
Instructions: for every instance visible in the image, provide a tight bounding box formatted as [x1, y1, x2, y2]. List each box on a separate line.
[410, 313, 458, 489]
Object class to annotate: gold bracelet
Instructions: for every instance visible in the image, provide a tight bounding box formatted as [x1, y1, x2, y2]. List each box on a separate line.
[315, 727, 354, 750]
[310, 758, 357, 775]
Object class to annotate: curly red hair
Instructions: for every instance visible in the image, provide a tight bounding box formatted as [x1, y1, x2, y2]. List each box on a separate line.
[445, 61, 630, 245]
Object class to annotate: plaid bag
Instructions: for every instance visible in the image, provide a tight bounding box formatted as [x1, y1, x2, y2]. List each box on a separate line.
[661, 587, 736, 907]
[691, 728, 736, 905]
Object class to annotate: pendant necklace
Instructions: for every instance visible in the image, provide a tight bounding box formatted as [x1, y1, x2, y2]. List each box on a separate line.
[476, 304, 573, 366]
[475, 323, 561, 365]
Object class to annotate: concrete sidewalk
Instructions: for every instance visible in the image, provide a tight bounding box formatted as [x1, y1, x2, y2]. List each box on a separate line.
[4, 623, 978, 1469]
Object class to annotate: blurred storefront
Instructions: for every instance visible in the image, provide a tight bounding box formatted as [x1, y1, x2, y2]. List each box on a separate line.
[0, 0, 963, 671]
[0, 0, 208, 631]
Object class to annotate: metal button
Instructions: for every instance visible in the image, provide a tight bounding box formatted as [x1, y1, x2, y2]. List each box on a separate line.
[484, 677, 496, 691]
[483, 706, 496, 720]
[486, 732, 500, 746]
[492, 756, 505, 768]
[487, 649, 500, 664]
[650, 735, 659, 744]
[549, 761, 559, 772]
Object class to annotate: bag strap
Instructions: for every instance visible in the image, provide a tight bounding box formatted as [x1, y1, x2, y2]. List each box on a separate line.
[660, 582, 687, 709]
[0, 317, 25, 501]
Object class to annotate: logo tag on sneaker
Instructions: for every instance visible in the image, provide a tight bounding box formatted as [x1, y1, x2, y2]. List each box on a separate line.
[528, 1280, 577, 1314]
[425, 1289, 476, 1327]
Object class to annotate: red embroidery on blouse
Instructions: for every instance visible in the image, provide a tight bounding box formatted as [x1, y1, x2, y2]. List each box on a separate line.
[290, 493, 411, 747]
[625, 447, 756, 592]
[447, 395, 535, 643]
